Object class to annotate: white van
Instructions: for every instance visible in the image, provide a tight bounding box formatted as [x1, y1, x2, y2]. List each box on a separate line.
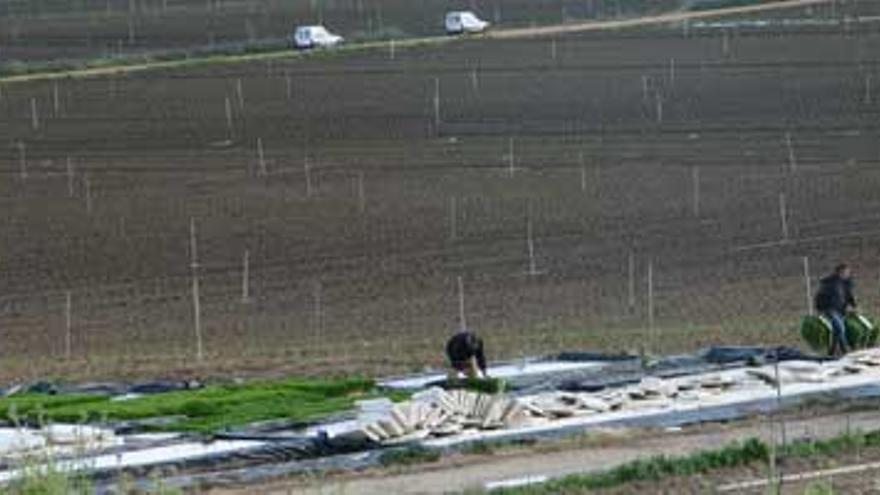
[445, 11, 490, 35]
[292, 25, 344, 49]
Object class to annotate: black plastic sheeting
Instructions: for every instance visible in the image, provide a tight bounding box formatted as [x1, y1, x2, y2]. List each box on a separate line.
[534, 346, 820, 396]
[58, 345, 856, 492]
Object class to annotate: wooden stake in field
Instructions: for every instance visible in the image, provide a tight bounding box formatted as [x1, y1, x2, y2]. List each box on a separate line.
[647, 259, 655, 350]
[256, 137, 267, 177]
[470, 68, 479, 95]
[304, 157, 313, 197]
[669, 58, 676, 87]
[865, 74, 873, 105]
[507, 137, 516, 177]
[389, 38, 396, 60]
[449, 197, 458, 241]
[236, 78, 245, 112]
[785, 132, 797, 172]
[30, 97, 39, 131]
[84, 175, 93, 213]
[457, 275, 467, 331]
[526, 217, 540, 276]
[357, 171, 366, 213]
[722, 30, 731, 59]
[241, 249, 250, 303]
[692, 166, 700, 217]
[642, 75, 649, 104]
[579, 152, 587, 193]
[17, 141, 27, 180]
[66, 157, 75, 197]
[189, 217, 204, 362]
[779, 192, 789, 240]
[433, 77, 441, 132]
[628, 251, 636, 312]
[224, 96, 233, 139]
[803, 256, 812, 316]
[655, 93, 663, 124]
[65, 291, 73, 359]
[313, 281, 324, 346]
[53, 82, 60, 116]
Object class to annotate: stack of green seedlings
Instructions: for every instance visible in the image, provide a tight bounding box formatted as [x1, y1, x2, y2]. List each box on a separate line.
[0, 377, 406, 434]
[800, 314, 879, 355]
[441, 377, 507, 395]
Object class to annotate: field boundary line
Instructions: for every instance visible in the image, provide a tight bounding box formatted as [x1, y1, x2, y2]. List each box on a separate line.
[488, 0, 832, 39]
[0, 0, 831, 85]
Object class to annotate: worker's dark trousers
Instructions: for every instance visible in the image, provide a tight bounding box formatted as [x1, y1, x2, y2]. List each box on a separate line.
[826, 311, 848, 355]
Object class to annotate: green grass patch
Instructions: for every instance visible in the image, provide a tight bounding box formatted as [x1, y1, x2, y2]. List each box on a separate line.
[0, 377, 397, 433]
[494, 428, 880, 494]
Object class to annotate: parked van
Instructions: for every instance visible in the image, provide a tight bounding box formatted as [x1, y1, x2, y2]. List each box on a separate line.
[292, 25, 343, 49]
[445, 11, 490, 35]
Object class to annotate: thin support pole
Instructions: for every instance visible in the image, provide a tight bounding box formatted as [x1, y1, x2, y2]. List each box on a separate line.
[457, 275, 467, 331]
[803, 256, 812, 316]
[257, 138, 266, 177]
[669, 58, 676, 87]
[241, 249, 250, 303]
[579, 152, 587, 193]
[865, 74, 873, 105]
[66, 157, 74, 197]
[18, 141, 27, 180]
[65, 291, 72, 359]
[692, 166, 700, 217]
[236, 78, 244, 111]
[647, 259, 655, 349]
[507, 137, 515, 177]
[53, 82, 60, 116]
[30, 97, 39, 131]
[84, 175, 93, 213]
[357, 172, 366, 213]
[190, 217, 204, 362]
[785, 132, 797, 172]
[655, 93, 663, 124]
[527, 217, 539, 276]
[224, 96, 233, 139]
[471, 68, 479, 95]
[433, 77, 441, 132]
[779, 192, 789, 240]
[449, 196, 458, 241]
[628, 251, 636, 312]
[304, 157, 313, 197]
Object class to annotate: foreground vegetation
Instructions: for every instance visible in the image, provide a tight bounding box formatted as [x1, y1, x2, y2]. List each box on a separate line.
[493, 429, 880, 494]
[0, 377, 402, 433]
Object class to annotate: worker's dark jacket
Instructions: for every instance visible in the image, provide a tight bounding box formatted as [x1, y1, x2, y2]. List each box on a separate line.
[445, 331, 487, 373]
[814, 274, 856, 314]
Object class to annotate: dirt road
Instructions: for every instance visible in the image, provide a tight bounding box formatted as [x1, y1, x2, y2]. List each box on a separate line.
[1, 0, 831, 84]
[211, 409, 880, 494]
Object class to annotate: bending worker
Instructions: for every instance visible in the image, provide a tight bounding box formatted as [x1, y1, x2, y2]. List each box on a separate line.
[814, 263, 857, 356]
[446, 330, 489, 380]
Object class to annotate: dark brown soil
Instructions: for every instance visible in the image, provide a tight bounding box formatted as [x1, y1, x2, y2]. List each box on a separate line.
[1, 7, 880, 381]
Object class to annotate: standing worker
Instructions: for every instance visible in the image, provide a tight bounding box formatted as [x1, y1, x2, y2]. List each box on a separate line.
[446, 330, 489, 381]
[814, 263, 857, 356]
